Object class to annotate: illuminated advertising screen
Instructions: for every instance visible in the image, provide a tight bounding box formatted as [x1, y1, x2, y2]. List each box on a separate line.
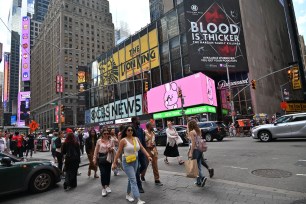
[3, 53, 10, 102]
[21, 16, 30, 81]
[91, 28, 159, 85]
[17, 91, 31, 126]
[184, 0, 248, 73]
[147, 73, 217, 113]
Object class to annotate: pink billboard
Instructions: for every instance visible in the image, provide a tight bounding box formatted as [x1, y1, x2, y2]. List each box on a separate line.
[147, 73, 217, 113]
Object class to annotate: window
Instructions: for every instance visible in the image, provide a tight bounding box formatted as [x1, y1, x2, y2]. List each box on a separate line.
[167, 11, 179, 39]
[161, 63, 171, 84]
[171, 59, 182, 80]
[291, 115, 306, 122]
[160, 42, 169, 64]
[170, 36, 180, 60]
[151, 68, 161, 88]
[275, 116, 292, 124]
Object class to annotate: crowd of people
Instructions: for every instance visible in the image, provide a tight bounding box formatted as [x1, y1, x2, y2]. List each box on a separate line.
[0, 117, 215, 204]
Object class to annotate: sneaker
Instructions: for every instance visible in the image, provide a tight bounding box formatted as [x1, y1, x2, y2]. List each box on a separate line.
[194, 181, 201, 186]
[155, 180, 163, 186]
[105, 187, 111, 193]
[200, 177, 207, 187]
[101, 189, 107, 197]
[137, 199, 146, 204]
[209, 168, 214, 178]
[126, 194, 135, 202]
[138, 188, 145, 193]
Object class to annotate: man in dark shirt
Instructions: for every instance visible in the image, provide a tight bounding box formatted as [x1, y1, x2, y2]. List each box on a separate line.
[132, 117, 147, 193]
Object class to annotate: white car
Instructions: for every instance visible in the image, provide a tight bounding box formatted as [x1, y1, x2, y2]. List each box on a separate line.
[252, 113, 306, 142]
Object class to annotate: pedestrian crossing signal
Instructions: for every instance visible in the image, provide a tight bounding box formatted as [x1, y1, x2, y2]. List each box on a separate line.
[251, 80, 256, 90]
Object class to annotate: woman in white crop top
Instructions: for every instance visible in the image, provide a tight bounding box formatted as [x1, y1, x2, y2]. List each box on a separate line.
[112, 125, 152, 204]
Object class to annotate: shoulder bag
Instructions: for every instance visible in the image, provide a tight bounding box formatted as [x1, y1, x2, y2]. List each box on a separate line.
[125, 138, 137, 163]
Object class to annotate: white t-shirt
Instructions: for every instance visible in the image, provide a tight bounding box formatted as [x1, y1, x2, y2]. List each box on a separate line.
[0, 137, 7, 152]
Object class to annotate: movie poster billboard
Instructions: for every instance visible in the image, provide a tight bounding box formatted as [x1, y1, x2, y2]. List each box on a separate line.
[184, 0, 248, 73]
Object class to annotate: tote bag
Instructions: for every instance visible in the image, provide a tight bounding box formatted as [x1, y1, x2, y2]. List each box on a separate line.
[184, 159, 198, 178]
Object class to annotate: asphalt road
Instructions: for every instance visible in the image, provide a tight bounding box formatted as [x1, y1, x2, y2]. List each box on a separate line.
[1, 137, 306, 204]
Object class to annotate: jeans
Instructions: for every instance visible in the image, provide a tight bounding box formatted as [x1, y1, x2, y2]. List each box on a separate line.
[136, 153, 147, 189]
[98, 160, 112, 187]
[122, 156, 140, 199]
[192, 149, 204, 184]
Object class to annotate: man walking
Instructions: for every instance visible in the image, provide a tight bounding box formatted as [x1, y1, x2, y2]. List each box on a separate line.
[12, 132, 23, 158]
[132, 117, 147, 193]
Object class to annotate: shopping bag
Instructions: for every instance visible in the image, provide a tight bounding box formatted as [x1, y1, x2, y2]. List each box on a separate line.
[184, 159, 198, 178]
[175, 136, 183, 145]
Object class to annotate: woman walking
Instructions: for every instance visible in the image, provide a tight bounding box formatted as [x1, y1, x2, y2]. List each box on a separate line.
[112, 126, 152, 204]
[93, 129, 114, 197]
[62, 132, 80, 190]
[110, 128, 120, 176]
[55, 131, 65, 175]
[188, 120, 208, 187]
[141, 122, 163, 185]
[85, 129, 99, 178]
[164, 121, 184, 165]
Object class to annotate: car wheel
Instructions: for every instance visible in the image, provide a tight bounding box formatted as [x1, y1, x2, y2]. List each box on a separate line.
[258, 131, 272, 142]
[205, 133, 213, 142]
[217, 137, 223, 141]
[29, 171, 54, 193]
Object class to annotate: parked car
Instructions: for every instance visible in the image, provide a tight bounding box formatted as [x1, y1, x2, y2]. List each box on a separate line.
[198, 121, 228, 142]
[0, 152, 61, 196]
[155, 125, 189, 146]
[252, 113, 306, 142]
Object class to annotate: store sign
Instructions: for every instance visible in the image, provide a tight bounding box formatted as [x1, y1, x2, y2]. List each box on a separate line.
[99, 121, 115, 126]
[184, 0, 248, 73]
[91, 28, 159, 86]
[153, 105, 217, 119]
[147, 73, 217, 113]
[21, 16, 30, 81]
[286, 102, 306, 112]
[90, 95, 143, 123]
[217, 78, 249, 89]
[17, 91, 31, 126]
[115, 118, 132, 124]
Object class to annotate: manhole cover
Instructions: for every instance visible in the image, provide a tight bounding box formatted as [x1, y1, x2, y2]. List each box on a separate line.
[251, 169, 292, 178]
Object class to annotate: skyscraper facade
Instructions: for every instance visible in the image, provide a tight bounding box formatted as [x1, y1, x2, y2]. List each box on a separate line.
[31, 0, 114, 130]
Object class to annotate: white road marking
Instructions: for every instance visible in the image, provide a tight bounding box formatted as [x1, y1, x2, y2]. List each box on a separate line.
[224, 165, 248, 170]
[296, 174, 306, 176]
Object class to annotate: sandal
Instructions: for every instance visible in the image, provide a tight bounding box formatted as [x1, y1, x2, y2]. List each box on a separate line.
[94, 174, 99, 178]
[164, 158, 169, 164]
[179, 160, 185, 165]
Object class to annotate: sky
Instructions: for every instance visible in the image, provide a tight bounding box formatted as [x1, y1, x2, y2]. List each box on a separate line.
[0, 0, 305, 72]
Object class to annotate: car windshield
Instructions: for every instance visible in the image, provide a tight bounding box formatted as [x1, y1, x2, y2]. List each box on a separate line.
[275, 116, 292, 123]
[0, 152, 22, 162]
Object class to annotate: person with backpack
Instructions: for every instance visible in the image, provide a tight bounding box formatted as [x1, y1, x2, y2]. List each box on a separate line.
[62, 132, 80, 190]
[51, 133, 58, 163]
[188, 120, 208, 187]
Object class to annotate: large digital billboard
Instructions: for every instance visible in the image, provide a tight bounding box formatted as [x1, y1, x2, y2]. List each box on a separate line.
[147, 73, 217, 113]
[21, 16, 30, 81]
[17, 91, 31, 126]
[184, 0, 248, 73]
[91, 28, 159, 86]
[3, 53, 10, 103]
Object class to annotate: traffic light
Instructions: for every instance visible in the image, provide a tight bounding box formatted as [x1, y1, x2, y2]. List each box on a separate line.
[287, 69, 292, 80]
[226, 94, 230, 102]
[60, 105, 65, 115]
[178, 88, 182, 98]
[251, 80, 256, 89]
[144, 81, 149, 92]
[292, 69, 300, 81]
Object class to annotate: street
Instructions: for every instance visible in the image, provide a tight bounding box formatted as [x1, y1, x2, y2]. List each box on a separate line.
[1, 137, 306, 204]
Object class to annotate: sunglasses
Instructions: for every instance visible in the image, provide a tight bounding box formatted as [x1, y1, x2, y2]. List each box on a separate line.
[127, 129, 133, 132]
[103, 132, 109, 135]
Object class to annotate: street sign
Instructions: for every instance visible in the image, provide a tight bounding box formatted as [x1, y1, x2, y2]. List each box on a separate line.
[280, 101, 288, 110]
[29, 120, 39, 132]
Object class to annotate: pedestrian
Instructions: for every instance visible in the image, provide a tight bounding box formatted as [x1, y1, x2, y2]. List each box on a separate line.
[0, 132, 7, 153]
[109, 128, 120, 176]
[85, 129, 99, 178]
[12, 132, 24, 158]
[51, 133, 58, 163]
[55, 131, 65, 175]
[131, 117, 146, 193]
[25, 134, 34, 158]
[163, 121, 184, 165]
[62, 132, 80, 190]
[111, 125, 152, 204]
[141, 122, 163, 186]
[78, 130, 84, 155]
[9, 134, 17, 155]
[93, 129, 115, 197]
[188, 120, 208, 187]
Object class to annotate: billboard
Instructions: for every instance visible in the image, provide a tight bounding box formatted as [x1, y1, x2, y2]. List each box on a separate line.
[11, 115, 17, 125]
[3, 53, 10, 103]
[90, 94, 143, 124]
[91, 28, 159, 86]
[17, 91, 31, 126]
[184, 0, 248, 73]
[147, 73, 217, 113]
[21, 16, 30, 81]
[0, 43, 2, 63]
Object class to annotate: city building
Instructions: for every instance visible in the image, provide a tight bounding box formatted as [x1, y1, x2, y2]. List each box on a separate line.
[114, 21, 130, 45]
[149, 0, 181, 22]
[299, 35, 306, 78]
[85, 0, 297, 128]
[31, 0, 114, 130]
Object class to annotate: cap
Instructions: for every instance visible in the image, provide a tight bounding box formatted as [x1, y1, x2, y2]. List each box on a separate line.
[66, 128, 73, 133]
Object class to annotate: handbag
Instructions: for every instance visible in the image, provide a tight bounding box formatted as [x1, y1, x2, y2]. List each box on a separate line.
[98, 153, 108, 164]
[125, 138, 137, 163]
[184, 159, 199, 178]
[175, 136, 183, 145]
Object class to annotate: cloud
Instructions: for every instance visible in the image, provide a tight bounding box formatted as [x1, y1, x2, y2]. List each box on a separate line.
[294, 0, 305, 4]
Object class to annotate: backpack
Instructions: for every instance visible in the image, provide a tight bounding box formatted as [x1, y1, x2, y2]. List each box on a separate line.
[54, 137, 62, 149]
[196, 136, 207, 152]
